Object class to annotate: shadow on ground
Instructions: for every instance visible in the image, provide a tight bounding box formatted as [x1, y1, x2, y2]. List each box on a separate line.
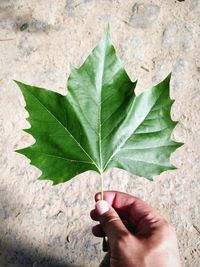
[0, 233, 110, 267]
[0, 240, 80, 267]
[0, 183, 82, 267]
[0, 182, 109, 267]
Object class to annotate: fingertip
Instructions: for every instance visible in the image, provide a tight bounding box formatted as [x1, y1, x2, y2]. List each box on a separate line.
[95, 191, 116, 203]
[95, 200, 110, 216]
[90, 209, 99, 221]
[92, 224, 105, 237]
[95, 192, 101, 202]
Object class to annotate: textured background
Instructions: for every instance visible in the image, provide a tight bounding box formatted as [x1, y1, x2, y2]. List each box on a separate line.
[0, 0, 200, 266]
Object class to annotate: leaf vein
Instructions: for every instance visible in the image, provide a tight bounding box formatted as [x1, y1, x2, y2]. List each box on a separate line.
[30, 150, 94, 164]
[25, 90, 98, 169]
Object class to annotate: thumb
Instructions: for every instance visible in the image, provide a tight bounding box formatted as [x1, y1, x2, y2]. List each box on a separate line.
[95, 200, 129, 242]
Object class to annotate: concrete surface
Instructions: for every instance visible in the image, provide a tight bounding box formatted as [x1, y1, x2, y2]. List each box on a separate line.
[0, 0, 200, 266]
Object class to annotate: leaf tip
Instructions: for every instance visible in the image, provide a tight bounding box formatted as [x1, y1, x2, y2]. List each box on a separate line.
[14, 80, 28, 95]
[169, 164, 177, 171]
[23, 128, 32, 135]
[14, 147, 26, 156]
[69, 63, 76, 72]
[163, 72, 172, 88]
[176, 141, 184, 149]
[103, 24, 111, 42]
[105, 23, 110, 34]
[167, 72, 172, 80]
[37, 174, 45, 181]
[148, 177, 154, 182]
[14, 79, 23, 87]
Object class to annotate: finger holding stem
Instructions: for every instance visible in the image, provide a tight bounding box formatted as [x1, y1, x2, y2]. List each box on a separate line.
[99, 171, 108, 252]
[100, 171, 104, 200]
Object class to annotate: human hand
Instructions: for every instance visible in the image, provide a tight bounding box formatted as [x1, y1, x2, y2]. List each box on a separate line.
[90, 191, 182, 267]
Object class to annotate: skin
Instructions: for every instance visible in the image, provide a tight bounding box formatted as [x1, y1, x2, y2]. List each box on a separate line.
[90, 191, 182, 267]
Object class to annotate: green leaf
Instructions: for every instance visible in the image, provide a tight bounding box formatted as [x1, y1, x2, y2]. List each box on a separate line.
[15, 28, 182, 184]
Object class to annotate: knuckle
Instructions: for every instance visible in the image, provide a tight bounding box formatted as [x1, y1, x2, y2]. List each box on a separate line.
[115, 231, 132, 250]
[161, 219, 176, 234]
[102, 214, 119, 225]
[169, 224, 176, 233]
[161, 219, 170, 228]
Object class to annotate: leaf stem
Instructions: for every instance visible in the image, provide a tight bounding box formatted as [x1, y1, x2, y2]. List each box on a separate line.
[100, 171, 104, 200]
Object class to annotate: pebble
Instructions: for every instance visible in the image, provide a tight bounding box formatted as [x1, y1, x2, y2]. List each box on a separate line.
[162, 21, 193, 51]
[129, 3, 160, 28]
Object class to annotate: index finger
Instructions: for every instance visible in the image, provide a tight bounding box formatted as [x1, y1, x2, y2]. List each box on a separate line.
[95, 191, 162, 228]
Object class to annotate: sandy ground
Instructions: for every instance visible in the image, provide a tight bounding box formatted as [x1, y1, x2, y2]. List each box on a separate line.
[0, 0, 200, 266]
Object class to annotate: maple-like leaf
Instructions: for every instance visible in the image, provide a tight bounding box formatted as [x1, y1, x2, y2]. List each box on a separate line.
[15, 28, 182, 185]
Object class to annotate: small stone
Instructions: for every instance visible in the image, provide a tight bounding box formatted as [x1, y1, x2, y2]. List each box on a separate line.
[20, 23, 29, 31]
[162, 21, 193, 51]
[173, 59, 188, 74]
[129, 3, 160, 28]
[29, 19, 50, 32]
[189, 0, 199, 10]
[65, 0, 76, 17]
[66, 235, 70, 243]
